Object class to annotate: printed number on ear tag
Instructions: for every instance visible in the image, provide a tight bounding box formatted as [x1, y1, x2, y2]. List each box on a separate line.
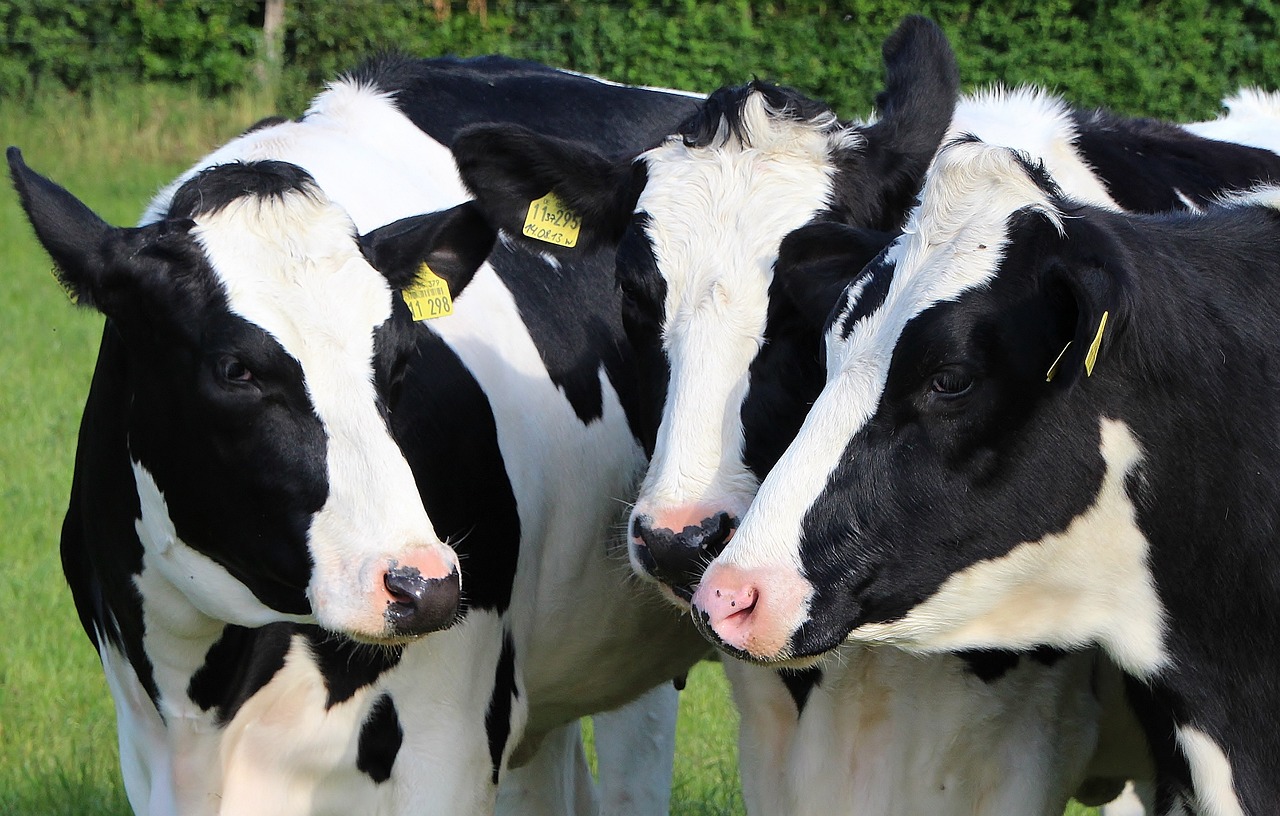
[402, 263, 453, 321]
[523, 191, 581, 248]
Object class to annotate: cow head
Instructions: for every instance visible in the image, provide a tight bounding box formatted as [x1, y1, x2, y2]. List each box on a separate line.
[10, 147, 494, 645]
[690, 138, 1155, 667]
[453, 15, 959, 605]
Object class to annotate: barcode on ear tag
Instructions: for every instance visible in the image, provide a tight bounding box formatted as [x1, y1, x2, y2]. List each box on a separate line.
[523, 191, 581, 247]
[402, 263, 453, 321]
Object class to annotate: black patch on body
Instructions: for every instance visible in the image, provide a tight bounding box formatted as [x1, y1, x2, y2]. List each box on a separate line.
[777, 666, 823, 715]
[62, 325, 156, 703]
[357, 693, 404, 783]
[303, 628, 404, 708]
[391, 327, 521, 614]
[679, 80, 836, 150]
[349, 53, 699, 165]
[355, 54, 695, 439]
[615, 211, 670, 454]
[1069, 107, 1280, 212]
[484, 631, 519, 785]
[186, 623, 294, 724]
[836, 253, 896, 340]
[790, 197, 1280, 808]
[956, 646, 1067, 684]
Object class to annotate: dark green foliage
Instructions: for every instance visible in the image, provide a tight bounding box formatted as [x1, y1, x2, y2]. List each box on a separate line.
[2, 1, 1279, 120]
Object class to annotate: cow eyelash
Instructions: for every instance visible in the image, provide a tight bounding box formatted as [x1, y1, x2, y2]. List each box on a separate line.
[928, 367, 974, 398]
[216, 355, 255, 385]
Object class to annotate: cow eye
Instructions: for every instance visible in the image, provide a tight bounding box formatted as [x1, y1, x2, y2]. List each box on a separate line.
[929, 367, 973, 398]
[217, 355, 255, 385]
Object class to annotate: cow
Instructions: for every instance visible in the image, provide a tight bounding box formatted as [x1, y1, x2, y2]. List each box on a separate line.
[10, 54, 711, 816]
[691, 134, 1280, 815]
[451, 17, 1280, 815]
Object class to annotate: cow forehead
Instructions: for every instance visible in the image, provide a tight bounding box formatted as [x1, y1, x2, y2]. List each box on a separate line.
[192, 189, 393, 377]
[827, 140, 1063, 375]
[636, 122, 840, 329]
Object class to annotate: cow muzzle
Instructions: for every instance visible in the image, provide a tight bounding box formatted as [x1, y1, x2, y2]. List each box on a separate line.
[382, 563, 462, 638]
[630, 510, 736, 603]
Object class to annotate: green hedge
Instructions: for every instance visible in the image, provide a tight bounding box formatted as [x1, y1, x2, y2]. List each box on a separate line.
[2, 0, 1278, 120]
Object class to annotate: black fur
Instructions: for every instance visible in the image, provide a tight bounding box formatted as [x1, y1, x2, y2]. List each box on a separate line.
[791, 182, 1280, 810]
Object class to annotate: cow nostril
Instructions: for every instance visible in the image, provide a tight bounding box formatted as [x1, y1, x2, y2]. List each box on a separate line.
[383, 566, 461, 637]
[633, 512, 738, 598]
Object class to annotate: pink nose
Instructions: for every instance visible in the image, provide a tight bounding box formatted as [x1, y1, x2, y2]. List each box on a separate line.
[691, 562, 797, 661]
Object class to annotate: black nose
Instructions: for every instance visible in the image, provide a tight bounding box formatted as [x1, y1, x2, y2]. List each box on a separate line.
[383, 566, 461, 637]
[632, 512, 736, 601]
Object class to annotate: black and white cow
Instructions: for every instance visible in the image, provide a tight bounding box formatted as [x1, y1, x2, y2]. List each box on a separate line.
[453, 17, 1280, 815]
[11, 55, 711, 816]
[692, 134, 1280, 815]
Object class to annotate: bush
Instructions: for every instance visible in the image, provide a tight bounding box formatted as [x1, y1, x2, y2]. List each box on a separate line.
[1, 0, 1279, 120]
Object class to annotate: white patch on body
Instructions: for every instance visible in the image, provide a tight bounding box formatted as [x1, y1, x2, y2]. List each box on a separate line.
[950, 86, 1123, 210]
[854, 419, 1170, 680]
[118, 75, 698, 816]
[1185, 88, 1280, 154]
[632, 91, 852, 526]
[726, 645, 1099, 816]
[1176, 727, 1246, 816]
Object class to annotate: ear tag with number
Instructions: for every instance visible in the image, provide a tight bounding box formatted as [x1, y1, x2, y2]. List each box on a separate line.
[1084, 311, 1109, 377]
[402, 262, 453, 321]
[49, 266, 78, 304]
[523, 191, 581, 248]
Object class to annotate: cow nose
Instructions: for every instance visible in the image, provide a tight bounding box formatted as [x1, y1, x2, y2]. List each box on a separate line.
[383, 565, 461, 637]
[632, 512, 736, 600]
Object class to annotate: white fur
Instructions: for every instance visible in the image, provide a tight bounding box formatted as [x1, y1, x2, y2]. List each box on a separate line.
[852, 419, 1170, 680]
[726, 650, 1099, 816]
[1185, 88, 1280, 154]
[192, 192, 459, 640]
[630, 92, 848, 533]
[725, 140, 1062, 579]
[111, 77, 704, 815]
[1176, 728, 1246, 816]
[632, 99, 1102, 816]
[952, 86, 1123, 210]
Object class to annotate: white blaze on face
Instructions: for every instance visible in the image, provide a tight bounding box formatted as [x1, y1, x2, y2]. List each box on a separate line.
[707, 140, 1066, 622]
[193, 189, 458, 639]
[633, 93, 854, 522]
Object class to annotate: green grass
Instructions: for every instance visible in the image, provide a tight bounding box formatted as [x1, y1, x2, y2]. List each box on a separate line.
[0, 83, 1101, 816]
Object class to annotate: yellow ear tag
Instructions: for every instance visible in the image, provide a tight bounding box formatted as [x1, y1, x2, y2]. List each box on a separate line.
[523, 191, 581, 248]
[1045, 342, 1071, 383]
[401, 262, 453, 321]
[49, 266, 78, 304]
[1084, 311, 1109, 377]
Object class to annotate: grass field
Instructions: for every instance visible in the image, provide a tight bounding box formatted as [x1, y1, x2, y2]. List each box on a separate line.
[0, 84, 1097, 816]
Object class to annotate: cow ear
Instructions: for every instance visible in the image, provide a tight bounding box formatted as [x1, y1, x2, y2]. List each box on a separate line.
[775, 222, 897, 328]
[7, 146, 199, 320]
[1040, 217, 1130, 388]
[359, 201, 495, 300]
[853, 16, 960, 228]
[452, 124, 639, 251]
